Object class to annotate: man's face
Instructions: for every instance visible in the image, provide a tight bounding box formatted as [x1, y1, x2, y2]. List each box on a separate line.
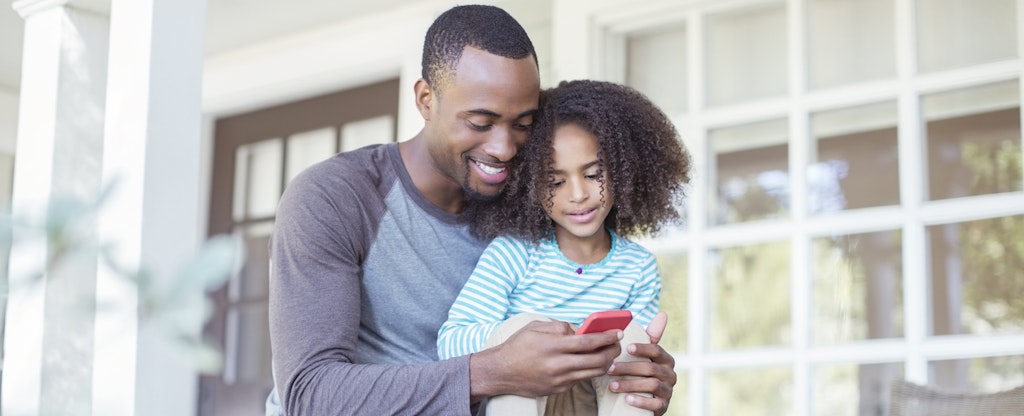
[425, 46, 540, 200]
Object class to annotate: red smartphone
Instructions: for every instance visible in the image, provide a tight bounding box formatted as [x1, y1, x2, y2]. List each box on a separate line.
[576, 310, 633, 334]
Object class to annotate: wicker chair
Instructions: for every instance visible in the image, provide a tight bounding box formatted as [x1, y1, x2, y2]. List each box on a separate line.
[889, 380, 1024, 416]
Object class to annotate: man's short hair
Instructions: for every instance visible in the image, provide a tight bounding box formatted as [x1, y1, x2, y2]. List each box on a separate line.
[422, 5, 538, 94]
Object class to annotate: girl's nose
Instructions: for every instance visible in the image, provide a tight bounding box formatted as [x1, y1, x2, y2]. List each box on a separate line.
[568, 177, 589, 203]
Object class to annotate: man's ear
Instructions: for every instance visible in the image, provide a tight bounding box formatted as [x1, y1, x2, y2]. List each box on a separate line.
[414, 78, 434, 121]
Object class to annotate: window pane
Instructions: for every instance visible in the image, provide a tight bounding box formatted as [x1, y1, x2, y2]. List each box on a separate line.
[709, 366, 793, 415]
[917, 0, 1017, 73]
[929, 355, 1024, 393]
[709, 241, 791, 350]
[710, 119, 790, 225]
[627, 24, 687, 115]
[928, 215, 1024, 336]
[706, 2, 788, 106]
[230, 221, 273, 303]
[654, 250, 688, 352]
[233, 138, 283, 221]
[232, 146, 247, 222]
[807, 0, 895, 89]
[664, 370, 689, 416]
[811, 101, 900, 214]
[813, 230, 903, 344]
[923, 81, 1022, 200]
[224, 304, 272, 385]
[813, 362, 903, 416]
[341, 115, 395, 152]
[286, 127, 336, 184]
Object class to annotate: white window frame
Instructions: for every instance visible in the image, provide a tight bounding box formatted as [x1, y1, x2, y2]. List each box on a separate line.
[554, 0, 1024, 414]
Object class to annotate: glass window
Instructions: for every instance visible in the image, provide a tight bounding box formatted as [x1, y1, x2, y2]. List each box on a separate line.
[224, 304, 272, 385]
[917, 0, 1017, 73]
[929, 355, 1024, 393]
[286, 127, 337, 184]
[627, 24, 688, 115]
[654, 250, 688, 352]
[708, 366, 793, 415]
[928, 215, 1024, 337]
[600, 2, 1024, 415]
[811, 101, 900, 214]
[230, 222, 273, 302]
[812, 362, 904, 416]
[341, 115, 395, 152]
[923, 81, 1022, 201]
[233, 138, 283, 221]
[706, 2, 788, 106]
[709, 241, 791, 350]
[812, 230, 903, 344]
[710, 119, 790, 225]
[807, 0, 895, 89]
[665, 371, 689, 416]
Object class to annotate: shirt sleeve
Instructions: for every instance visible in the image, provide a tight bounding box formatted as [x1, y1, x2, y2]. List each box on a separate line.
[437, 237, 526, 359]
[269, 165, 472, 416]
[624, 250, 662, 328]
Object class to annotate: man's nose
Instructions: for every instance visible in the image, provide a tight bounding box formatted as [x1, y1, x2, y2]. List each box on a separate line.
[482, 127, 517, 162]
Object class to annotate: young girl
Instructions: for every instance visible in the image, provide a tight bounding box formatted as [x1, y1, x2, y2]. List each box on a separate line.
[437, 80, 691, 415]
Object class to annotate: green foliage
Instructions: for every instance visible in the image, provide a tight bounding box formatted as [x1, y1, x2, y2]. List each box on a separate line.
[709, 367, 793, 416]
[712, 241, 791, 350]
[655, 251, 688, 352]
[812, 231, 904, 344]
[959, 138, 1024, 334]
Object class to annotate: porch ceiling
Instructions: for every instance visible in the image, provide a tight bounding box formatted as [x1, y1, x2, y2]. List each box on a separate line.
[0, 0, 424, 91]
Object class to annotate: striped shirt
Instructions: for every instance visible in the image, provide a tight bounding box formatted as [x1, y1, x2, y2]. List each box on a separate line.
[437, 231, 661, 359]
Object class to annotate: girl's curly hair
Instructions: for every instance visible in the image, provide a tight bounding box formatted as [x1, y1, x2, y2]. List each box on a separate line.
[465, 80, 691, 242]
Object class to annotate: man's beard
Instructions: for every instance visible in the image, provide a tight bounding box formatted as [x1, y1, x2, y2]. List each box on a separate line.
[461, 168, 502, 202]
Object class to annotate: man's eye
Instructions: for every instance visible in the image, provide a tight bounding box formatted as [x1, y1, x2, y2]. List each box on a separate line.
[468, 121, 491, 131]
[513, 122, 532, 131]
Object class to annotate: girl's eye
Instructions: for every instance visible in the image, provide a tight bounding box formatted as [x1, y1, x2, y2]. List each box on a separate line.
[549, 179, 564, 188]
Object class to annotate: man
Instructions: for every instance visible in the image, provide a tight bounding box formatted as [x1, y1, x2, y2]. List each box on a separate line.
[267, 5, 676, 415]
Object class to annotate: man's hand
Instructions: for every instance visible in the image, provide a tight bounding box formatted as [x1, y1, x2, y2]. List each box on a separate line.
[469, 320, 622, 400]
[607, 311, 677, 415]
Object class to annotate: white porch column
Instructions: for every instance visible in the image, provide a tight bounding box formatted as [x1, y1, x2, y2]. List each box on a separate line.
[4, 0, 208, 414]
[94, 0, 207, 415]
[3, 1, 109, 415]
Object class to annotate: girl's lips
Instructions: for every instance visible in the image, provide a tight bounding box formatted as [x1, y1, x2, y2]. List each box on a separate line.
[566, 207, 598, 223]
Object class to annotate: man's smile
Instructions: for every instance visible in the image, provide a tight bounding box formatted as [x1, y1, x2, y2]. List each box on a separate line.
[471, 159, 509, 184]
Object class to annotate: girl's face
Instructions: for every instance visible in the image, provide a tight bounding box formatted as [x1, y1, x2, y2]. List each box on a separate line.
[545, 123, 614, 244]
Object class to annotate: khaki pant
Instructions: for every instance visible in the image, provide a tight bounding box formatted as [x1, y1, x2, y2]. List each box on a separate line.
[483, 313, 654, 416]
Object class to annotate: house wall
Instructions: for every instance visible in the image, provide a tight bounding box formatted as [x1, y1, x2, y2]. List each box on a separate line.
[0, 87, 15, 208]
[201, 0, 553, 137]
[198, 0, 554, 237]
[0, 87, 16, 156]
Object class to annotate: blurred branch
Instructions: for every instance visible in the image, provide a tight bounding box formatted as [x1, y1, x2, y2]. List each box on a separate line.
[1, 184, 244, 373]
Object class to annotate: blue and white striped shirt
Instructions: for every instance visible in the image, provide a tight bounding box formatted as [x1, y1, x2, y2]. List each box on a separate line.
[436, 231, 661, 359]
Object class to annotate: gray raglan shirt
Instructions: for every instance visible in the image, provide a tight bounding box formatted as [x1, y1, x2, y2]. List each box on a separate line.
[269, 143, 488, 415]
